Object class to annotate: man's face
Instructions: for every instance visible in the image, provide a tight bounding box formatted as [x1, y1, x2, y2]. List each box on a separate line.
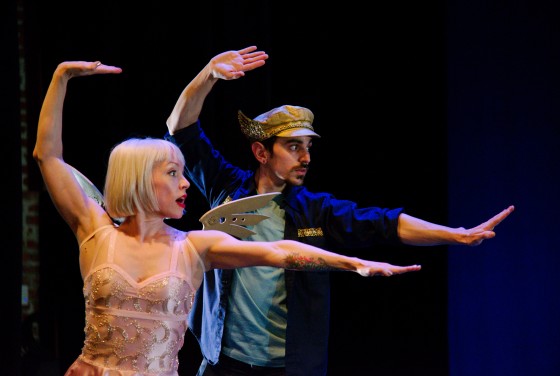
[266, 136, 313, 186]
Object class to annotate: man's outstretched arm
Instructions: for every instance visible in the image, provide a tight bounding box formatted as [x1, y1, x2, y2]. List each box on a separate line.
[398, 205, 515, 246]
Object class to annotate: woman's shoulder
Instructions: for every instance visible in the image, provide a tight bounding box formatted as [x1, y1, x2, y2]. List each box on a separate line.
[166, 226, 189, 242]
[79, 223, 117, 249]
[183, 229, 231, 255]
[186, 229, 230, 241]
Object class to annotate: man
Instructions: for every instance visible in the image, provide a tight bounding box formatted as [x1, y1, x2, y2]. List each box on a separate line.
[165, 46, 514, 376]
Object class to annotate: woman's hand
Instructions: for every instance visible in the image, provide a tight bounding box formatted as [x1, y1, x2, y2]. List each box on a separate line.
[356, 261, 422, 277]
[56, 60, 122, 79]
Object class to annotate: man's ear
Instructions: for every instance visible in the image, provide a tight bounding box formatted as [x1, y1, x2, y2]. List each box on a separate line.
[251, 142, 268, 164]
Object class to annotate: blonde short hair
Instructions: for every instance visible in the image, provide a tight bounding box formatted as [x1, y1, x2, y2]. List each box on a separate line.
[104, 137, 185, 219]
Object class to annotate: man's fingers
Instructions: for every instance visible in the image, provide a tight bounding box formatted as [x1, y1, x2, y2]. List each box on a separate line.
[487, 205, 515, 229]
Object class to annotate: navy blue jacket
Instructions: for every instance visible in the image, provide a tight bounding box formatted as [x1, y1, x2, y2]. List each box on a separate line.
[165, 122, 404, 376]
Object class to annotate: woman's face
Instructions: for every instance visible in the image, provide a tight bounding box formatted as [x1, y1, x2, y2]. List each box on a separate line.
[152, 157, 190, 219]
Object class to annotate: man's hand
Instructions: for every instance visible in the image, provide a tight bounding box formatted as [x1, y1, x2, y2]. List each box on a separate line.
[462, 205, 515, 246]
[210, 46, 268, 80]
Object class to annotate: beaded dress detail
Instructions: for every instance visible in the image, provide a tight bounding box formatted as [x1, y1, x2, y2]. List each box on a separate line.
[65, 225, 204, 376]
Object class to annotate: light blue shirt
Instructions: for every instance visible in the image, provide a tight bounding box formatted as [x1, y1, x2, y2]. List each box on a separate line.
[221, 197, 287, 367]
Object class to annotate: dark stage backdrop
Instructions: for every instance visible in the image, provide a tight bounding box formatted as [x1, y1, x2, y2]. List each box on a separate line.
[446, 1, 560, 375]
[11, 0, 559, 375]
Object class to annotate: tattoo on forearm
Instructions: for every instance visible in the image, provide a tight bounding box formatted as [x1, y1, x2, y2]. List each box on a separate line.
[285, 253, 339, 271]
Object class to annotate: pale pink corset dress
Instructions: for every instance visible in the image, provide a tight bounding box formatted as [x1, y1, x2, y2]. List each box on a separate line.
[64, 225, 204, 376]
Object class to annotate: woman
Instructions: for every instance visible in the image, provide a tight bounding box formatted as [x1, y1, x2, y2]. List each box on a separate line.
[33, 60, 421, 376]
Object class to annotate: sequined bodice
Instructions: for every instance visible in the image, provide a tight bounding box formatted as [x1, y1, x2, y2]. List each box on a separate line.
[69, 225, 203, 376]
